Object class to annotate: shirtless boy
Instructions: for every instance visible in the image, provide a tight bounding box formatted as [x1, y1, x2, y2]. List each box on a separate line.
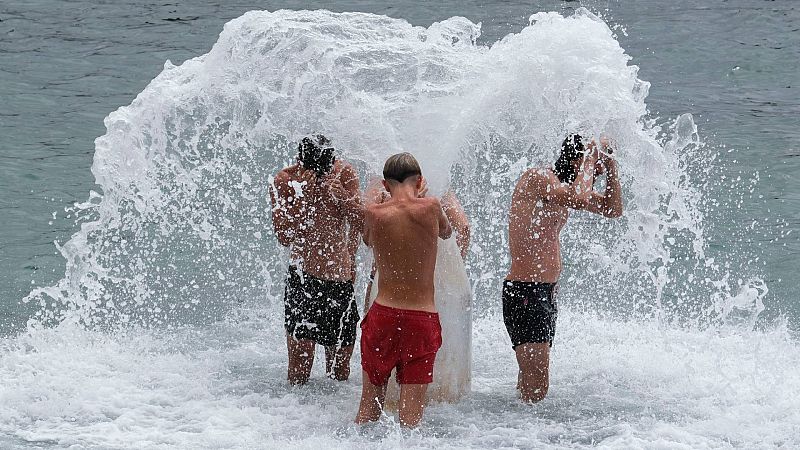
[269, 135, 363, 385]
[505, 134, 622, 403]
[355, 152, 452, 428]
[362, 183, 471, 309]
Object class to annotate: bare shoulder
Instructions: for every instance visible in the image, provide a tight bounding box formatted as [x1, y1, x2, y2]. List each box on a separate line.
[337, 160, 358, 181]
[522, 167, 552, 185]
[418, 196, 442, 210]
[272, 168, 293, 190]
[365, 202, 380, 213]
[365, 202, 385, 218]
[335, 158, 354, 171]
[513, 167, 550, 198]
[275, 165, 298, 182]
[422, 198, 445, 221]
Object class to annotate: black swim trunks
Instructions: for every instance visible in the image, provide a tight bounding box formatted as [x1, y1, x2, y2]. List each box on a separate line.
[502, 280, 558, 348]
[284, 266, 359, 348]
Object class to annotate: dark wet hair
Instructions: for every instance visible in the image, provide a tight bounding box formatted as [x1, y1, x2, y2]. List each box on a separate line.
[553, 134, 585, 184]
[298, 134, 335, 176]
[383, 152, 422, 183]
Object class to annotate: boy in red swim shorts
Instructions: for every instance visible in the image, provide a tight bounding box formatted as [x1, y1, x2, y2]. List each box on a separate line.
[355, 152, 452, 428]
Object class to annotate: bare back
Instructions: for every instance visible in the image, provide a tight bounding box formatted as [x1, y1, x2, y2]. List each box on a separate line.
[366, 197, 447, 312]
[269, 160, 360, 281]
[507, 168, 569, 283]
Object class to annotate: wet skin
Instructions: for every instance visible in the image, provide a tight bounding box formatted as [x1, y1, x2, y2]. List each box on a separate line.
[270, 159, 364, 384]
[355, 175, 452, 428]
[507, 139, 622, 403]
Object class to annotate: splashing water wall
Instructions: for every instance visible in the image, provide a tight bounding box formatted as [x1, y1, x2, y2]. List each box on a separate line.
[25, 8, 761, 328]
[4, 8, 791, 449]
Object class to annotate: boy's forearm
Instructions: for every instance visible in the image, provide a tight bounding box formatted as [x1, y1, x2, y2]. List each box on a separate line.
[347, 226, 361, 256]
[603, 166, 623, 217]
[568, 161, 595, 207]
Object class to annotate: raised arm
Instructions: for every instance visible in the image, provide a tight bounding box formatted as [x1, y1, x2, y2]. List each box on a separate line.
[532, 150, 598, 209]
[362, 207, 375, 248]
[364, 176, 390, 206]
[339, 164, 364, 276]
[269, 169, 309, 247]
[339, 163, 365, 228]
[584, 156, 623, 218]
[435, 198, 453, 240]
[442, 191, 470, 259]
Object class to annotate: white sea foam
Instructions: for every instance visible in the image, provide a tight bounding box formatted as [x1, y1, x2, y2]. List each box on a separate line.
[6, 7, 790, 448]
[1, 305, 798, 448]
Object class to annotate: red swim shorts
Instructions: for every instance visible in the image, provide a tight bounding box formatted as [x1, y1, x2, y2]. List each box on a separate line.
[360, 302, 442, 385]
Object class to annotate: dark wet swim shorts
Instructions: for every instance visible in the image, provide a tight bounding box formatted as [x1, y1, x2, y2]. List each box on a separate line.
[502, 280, 558, 348]
[284, 266, 359, 348]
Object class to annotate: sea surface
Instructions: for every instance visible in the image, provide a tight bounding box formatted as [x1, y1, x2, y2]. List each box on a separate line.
[1, 1, 799, 448]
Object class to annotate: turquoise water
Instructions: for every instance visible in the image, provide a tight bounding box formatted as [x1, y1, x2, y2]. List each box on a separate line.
[1, 1, 799, 448]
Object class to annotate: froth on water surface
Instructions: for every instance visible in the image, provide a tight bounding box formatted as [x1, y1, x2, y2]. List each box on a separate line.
[1, 303, 798, 448]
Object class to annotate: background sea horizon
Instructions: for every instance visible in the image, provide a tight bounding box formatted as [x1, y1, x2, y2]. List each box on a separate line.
[1, 1, 799, 448]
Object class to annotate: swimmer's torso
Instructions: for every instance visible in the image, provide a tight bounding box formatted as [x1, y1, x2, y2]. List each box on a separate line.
[507, 168, 568, 283]
[277, 161, 353, 281]
[369, 198, 441, 312]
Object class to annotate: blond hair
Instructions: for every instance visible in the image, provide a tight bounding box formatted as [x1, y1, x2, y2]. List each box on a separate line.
[383, 152, 421, 183]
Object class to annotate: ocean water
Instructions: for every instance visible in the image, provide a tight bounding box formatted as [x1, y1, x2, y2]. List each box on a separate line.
[1, 1, 799, 448]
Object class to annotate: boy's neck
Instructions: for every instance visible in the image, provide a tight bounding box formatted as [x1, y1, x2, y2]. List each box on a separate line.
[387, 182, 418, 200]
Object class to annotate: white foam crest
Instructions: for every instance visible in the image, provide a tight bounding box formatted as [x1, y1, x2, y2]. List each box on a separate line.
[1, 307, 798, 448]
[23, 9, 765, 341]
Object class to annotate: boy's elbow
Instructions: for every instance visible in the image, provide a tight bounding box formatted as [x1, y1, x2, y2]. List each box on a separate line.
[276, 233, 292, 247]
[273, 224, 292, 246]
[362, 232, 371, 248]
[572, 189, 593, 209]
[440, 225, 453, 240]
[605, 207, 623, 218]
